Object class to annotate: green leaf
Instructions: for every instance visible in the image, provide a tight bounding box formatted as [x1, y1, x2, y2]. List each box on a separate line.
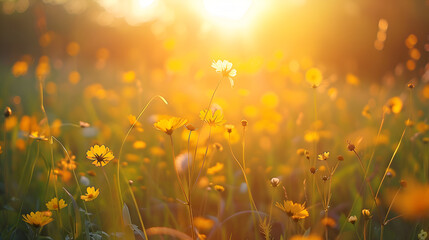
[63, 187, 82, 239]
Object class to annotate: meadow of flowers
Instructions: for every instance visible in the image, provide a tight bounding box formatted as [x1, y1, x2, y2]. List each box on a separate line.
[1, 0, 429, 239]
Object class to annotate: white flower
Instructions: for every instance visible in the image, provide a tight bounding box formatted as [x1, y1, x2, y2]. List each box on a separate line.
[419, 229, 428, 240]
[211, 60, 237, 87]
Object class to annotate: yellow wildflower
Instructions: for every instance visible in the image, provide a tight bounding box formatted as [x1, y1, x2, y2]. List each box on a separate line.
[60, 155, 77, 170]
[12, 61, 28, 77]
[384, 97, 403, 114]
[193, 217, 214, 232]
[361, 209, 372, 219]
[200, 109, 225, 127]
[81, 187, 99, 202]
[46, 197, 67, 211]
[207, 162, 224, 175]
[305, 68, 322, 88]
[128, 114, 144, 132]
[276, 200, 309, 221]
[22, 211, 53, 228]
[290, 235, 322, 240]
[214, 185, 225, 192]
[154, 117, 187, 135]
[29, 131, 48, 141]
[86, 145, 114, 167]
[211, 60, 236, 87]
[318, 152, 330, 161]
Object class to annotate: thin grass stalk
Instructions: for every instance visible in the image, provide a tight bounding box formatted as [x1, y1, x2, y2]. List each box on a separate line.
[186, 130, 196, 239]
[353, 150, 377, 204]
[3, 119, 9, 196]
[169, 134, 194, 238]
[49, 138, 61, 229]
[192, 126, 212, 191]
[311, 88, 318, 222]
[124, 175, 148, 240]
[380, 186, 402, 240]
[363, 220, 368, 240]
[374, 127, 407, 201]
[116, 95, 168, 207]
[227, 133, 261, 222]
[51, 136, 93, 232]
[191, 77, 222, 179]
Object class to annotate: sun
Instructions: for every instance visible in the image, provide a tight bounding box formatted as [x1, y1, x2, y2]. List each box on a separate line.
[137, 0, 155, 8]
[203, 0, 253, 21]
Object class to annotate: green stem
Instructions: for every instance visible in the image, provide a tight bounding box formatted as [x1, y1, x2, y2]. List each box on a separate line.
[227, 133, 261, 222]
[124, 175, 148, 240]
[51, 136, 93, 232]
[116, 95, 168, 207]
[169, 135, 194, 238]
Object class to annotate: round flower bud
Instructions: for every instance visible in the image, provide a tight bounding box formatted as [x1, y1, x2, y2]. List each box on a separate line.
[270, 177, 280, 187]
[4, 107, 12, 118]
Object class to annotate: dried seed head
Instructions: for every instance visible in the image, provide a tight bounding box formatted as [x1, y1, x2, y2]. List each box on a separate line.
[270, 177, 280, 187]
[4, 107, 12, 118]
[213, 142, 223, 151]
[241, 120, 248, 127]
[310, 167, 317, 174]
[186, 124, 196, 131]
[225, 124, 234, 133]
[407, 83, 415, 89]
[347, 142, 355, 151]
[348, 215, 357, 224]
[400, 179, 407, 188]
[322, 176, 329, 182]
[337, 155, 344, 161]
[305, 150, 310, 160]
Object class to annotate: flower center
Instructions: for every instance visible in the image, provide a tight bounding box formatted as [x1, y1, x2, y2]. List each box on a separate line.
[95, 154, 105, 163]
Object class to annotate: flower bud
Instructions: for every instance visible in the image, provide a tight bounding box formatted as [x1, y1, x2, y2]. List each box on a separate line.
[270, 177, 280, 187]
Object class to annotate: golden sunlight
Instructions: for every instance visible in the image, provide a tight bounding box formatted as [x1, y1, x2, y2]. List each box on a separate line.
[203, 0, 253, 21]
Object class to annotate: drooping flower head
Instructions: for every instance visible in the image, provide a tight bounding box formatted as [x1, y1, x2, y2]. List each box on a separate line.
[81, 186, 99, 201]
[154, 117, 187, 135]
[46, 197, 68, 211]
[200, 109, 225, 127]
[22, 211, 53, 228]
[86, 145, 114, 167]
[211, 60, 237, 87]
